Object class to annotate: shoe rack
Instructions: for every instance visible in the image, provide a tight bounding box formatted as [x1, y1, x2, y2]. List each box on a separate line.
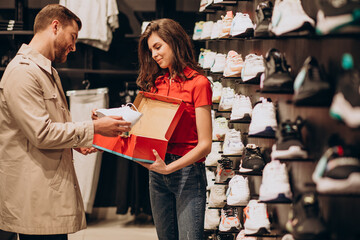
[198, 0, 360, 239]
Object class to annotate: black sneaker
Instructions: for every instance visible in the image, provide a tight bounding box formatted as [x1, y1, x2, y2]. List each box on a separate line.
[330, 53, 360, 128]
[286, 192, 328, 240]
[261, 48, 294, 93]
[271, 117, 308, 160]
[316, 0, 360, 35]
[293, 56, 332, 106]
[254, 1, 273, 37]
[239, 144, 266, 174]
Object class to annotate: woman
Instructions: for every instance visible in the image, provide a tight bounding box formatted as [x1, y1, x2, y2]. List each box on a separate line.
[136, 18, 212, 240]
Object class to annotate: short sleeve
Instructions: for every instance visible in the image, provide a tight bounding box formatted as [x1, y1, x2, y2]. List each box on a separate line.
[193, 75, 212, 108]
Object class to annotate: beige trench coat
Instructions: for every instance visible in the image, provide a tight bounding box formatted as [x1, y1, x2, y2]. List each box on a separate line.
[0, 44, 94, 234]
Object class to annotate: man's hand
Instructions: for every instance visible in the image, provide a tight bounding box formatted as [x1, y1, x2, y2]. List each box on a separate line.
[91, 108, 98, 120]
[74, 147, 99, 155]
[93, 116, 131, 137]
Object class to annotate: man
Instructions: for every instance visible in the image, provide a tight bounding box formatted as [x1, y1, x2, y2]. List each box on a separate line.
[0, 4, 130, 240]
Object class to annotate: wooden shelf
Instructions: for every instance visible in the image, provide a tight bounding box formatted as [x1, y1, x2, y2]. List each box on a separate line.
[0, 30, 33, 35]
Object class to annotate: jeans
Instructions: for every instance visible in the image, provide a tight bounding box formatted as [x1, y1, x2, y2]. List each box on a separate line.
[149, 153, 207, 240]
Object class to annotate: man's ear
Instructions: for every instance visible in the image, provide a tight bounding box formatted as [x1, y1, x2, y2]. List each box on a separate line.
[51, 19, 60, 35]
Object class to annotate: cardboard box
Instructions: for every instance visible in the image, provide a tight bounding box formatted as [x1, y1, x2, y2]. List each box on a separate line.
[93, 91, 185, 163]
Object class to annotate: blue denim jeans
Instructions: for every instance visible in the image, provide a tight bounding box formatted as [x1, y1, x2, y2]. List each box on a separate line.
[149, 153, 207, 240]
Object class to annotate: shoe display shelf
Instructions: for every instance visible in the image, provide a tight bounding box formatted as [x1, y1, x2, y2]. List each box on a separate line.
[199, 1, 360, 239]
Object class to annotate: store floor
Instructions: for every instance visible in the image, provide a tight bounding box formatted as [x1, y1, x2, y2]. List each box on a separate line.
[69, 209, 157, 240]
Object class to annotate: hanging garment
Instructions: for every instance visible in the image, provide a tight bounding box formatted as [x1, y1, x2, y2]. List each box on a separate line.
[59, 0, 119, 51]
[67, 88, 109, 213]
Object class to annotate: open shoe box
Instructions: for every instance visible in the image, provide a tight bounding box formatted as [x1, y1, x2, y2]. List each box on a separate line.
[93, 91, 185, 163]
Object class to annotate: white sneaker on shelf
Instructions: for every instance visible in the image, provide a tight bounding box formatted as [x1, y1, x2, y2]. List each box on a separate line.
[219, 207, 242, 232]
[193, 21, 205, 40]
[203, 50, 217, 69]
[211, 53, 226, 73]
[218, 87, 236, 111]
[236, 230, 257, 240]
[223, 129, 244, 155]
[205, 142, 222, 166]
[230, 94, 252, 122]
[226, 175, 250, 206]
[215, 158, 235, 183]
[248, 98, 277, 137]
[213, 117, 229, 141]
[241, 53, 265, 83]
[243, 200, 271, 235]
[206, 168, 216, 190]
[201, 21, 214, 39]
[208, 184, 227, 208]
[223, 50, 244, 78]
[211, 19, 222, 39]
[204, 207, 220, 230]
[230, 12, 255, 37]
[259, 160, 292, 203]
[212, 81, 223, 103]
[219, 11, 234, 38]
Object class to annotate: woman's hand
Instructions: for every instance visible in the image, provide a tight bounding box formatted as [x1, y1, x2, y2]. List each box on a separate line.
[136, 149, 170, 175]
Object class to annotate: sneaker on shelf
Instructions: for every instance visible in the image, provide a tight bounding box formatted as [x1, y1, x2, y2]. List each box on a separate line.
[204, 207, 220, 230]
[219, 206, 242, 232]
[239, 144, 266, 174]
[230, 94, 252, 122]
[286, 192, 327, 240]
[230, 12, 254, 38]
[281, 234, 294, 240]
[211, 19, 222, 39]
[261, 48, 293, 93]
[206, 168, 216, 190]
[248, 98, 277, 137]
[254, 1, 273, 37]
[141, 21, 150, 34]
[212, 81, 223, 103]
[213, 117, 229, 141]
[211, 53, 226, 73]
[208, 184, 227, 208]
[206, 142, 222, 167]
[236, 230, 257, 240]
[271, 117, 308, 160]
[215, 157, 235, 183]
[269, 0, 315, 36]
[203, 50, 217, 69]
[243, 200, 271, 235]
[218, 87, 236, 111]
[330, 53, 360, 128]
[312, 141, 360, 194]
[96, 103, 142, 127]
[198, 48, 206, 68]
[293, 56, 332, 106]
[226, 175, 250, 206]
[201, 21, 215, 40]
[193, 21, 205, 40]
[219, 11, 234, 38]
[223, 50, 244, 78]
[315, 0, 360, 35]
[241, 53, 265, 84]
[259, 160, 292, 203]
[199, 0, 213, 12]
[223, 129, 244, 155]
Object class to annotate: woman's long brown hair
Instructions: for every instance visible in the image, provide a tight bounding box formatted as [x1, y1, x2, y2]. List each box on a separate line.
[137, 18, 203, 92]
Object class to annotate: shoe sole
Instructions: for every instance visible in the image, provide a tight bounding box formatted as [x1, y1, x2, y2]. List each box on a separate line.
[271, 145, 308, 159]
[316, 172, 360, 194]
[330, 92, 360, 128]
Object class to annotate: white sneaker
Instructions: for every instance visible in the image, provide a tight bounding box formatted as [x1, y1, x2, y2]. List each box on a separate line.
[96, 103, 142, 127]
[230, 94, 252, 122]
[201, 21, 214, 39]
[193, 21, 205, 40]
[241, 54, 265, 83]
[259, 160, 292, 203]
[211, 53, 226, 73]
[213, 117, 229, 141]
[203, 50, 217, 69]
[223, 129, 244, 155]
[199, 0, 212, 12]
[230, 12, 254, 37]
[243, 200, 271, 235]
[269, 0, 315, 36]
[215, 158, 235, 183]
[226, 175, 250, 206]
[236, 230, 257, 240]
[223, 50, 244, 78]
[204, 207, 220, 230]
[248, 98, 277, 137]
[208, 184, 227, 208]
[206, 168, 216, 190]
[219, 207, 241, 232]
[219, 11, 234, 38]
[205, 142, 222, 166]
[198, 48, 206, 67]
[212, 81, 223, 103]
[211, 20, 222, 39]
[218, 87, 236, 111]
[141, 21, 150, 34]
